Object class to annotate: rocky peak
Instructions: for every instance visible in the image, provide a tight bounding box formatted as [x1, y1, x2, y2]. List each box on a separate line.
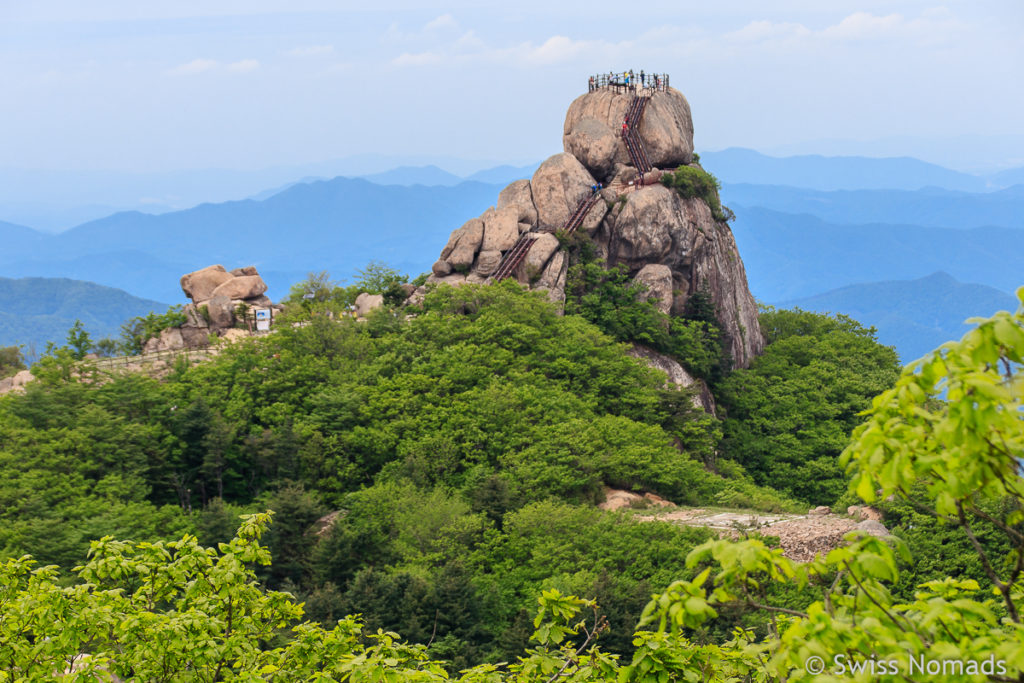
[422, 75, 764, 369]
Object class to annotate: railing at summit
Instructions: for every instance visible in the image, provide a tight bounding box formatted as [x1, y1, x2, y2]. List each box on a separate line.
[588, 72, 669, 93]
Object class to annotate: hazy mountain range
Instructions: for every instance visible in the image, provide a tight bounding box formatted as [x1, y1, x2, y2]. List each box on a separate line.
[2, 150, 1022, 362]
[782, 272, 1019, 363]
[0, 277, 165, 356]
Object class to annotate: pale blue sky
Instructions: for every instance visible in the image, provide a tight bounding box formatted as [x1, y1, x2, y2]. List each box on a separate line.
[2, 1, 1022, 173]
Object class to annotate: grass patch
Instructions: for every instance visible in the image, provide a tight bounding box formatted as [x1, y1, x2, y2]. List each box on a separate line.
[660, 165, 734, 223]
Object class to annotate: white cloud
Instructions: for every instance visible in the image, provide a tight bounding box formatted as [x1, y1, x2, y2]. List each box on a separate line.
[821, 12, 905, 41]
[226, 59, 259, 73]
[167, 58, 218, 76]
[423, 13, 457, 32]
[287, 45, 335, 57]
[522, 35, 590, 65]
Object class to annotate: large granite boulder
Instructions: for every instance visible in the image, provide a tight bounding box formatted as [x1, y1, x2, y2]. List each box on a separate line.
[481, 205, 520, 252]
[563, 116, 623, 181]
[423, 81, 762, 369]
[637, 89, 694, 169]
[530, 153, 596, 231]
[211, 275, 267, 301]
[475, 250, 503, 277]
[143, 326, 185, 354]
[611, 185, 676, 264]
[521, 233, 561, 279]
[441, 217, 484, 269]
[497, 180, 538, 227]
[563, 87, 694, 177]
[205, 295, 235, 330]
[354, 292, 384, 317]
[181, 265, 233, 302]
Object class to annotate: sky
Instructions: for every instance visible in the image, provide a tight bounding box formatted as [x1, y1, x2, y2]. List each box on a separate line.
[2, 1, 1023, 174]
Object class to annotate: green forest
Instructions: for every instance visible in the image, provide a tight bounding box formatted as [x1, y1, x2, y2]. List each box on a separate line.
[1, 259, 1022, 680]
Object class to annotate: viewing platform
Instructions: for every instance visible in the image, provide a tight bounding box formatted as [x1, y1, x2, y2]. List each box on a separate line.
[588, 70, 669, 94]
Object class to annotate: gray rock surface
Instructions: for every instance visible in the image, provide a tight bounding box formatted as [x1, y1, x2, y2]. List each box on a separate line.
[497, 180, 538, 227]
[432, 259, 452, 277]
[637, 89, 694, 169]
[521, 233, 561, 278]
[12, 369, 34, 387]
[206, 295, 234, 330]
[475, 250, 503, 277]
[627, 344, 715, 413]
[354, 292, 385, 317]
[425, 273, 467, 286]
[143, 326, 185, 354]
[230, 266, 259, 277]
[606, 185, 763, 367]
[563, 116, 623, 180]
[530, 153, 596, 231]
[211, 275, 268, 301]
[442, 218, 484, 268]
[856, 519, 890, 537]
[181, 265, 233, 302]
[481, 206, 520, 252]
[562, 87, 693, 178]
[633, 264, 674, 315]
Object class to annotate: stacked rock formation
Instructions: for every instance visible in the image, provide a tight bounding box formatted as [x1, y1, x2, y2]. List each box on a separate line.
[424, 84, 764, 368]
[143, 265, 275, 353]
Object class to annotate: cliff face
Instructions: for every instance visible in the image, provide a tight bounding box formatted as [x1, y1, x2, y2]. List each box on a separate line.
[424, 85, 764, 368]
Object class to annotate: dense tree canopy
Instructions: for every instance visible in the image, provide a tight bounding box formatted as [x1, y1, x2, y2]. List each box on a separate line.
[1, 287, 1021, 680]
[716, 308, 901, 505]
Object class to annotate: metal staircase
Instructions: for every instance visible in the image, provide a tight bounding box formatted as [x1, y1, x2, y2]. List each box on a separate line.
[491, 191, 602, 281]
[491, 233, 537, 282]
[622, 95, 652, 175]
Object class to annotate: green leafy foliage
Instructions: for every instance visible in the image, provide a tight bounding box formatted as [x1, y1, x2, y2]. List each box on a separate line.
[1, 287, 1022, 679]
[660, 164, 734, 222]
[565, 255, 727, 380]
[717, 307, 901, 505]
[119, 305, 188, 355]
[0, 346, 25, 378]
[0, 279, 790, 663]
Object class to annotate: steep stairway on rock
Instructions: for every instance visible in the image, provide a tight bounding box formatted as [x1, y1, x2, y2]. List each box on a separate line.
[622, 95, 652, 175]
[492, 192, 601, 282]
[492, 234, 537, 282]
[563, 192, 601, 235]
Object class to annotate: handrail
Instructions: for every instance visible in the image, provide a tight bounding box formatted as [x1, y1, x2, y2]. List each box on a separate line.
[588, 71, 669, 94]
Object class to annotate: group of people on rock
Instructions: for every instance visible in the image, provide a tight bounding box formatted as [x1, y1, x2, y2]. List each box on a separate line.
[588, 70, 668, 93]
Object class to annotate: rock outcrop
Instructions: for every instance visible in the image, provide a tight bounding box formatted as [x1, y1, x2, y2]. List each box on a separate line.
[423, 83, 764, 368]
[627, 344, 715, 414]
[144, 264, 280, 353]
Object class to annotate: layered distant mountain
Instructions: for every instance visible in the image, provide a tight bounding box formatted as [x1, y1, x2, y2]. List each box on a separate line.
[1, 178, 506, 302]
[701, 148, 1016, 191]
[0, 277, 168, 354]
[724, 183, 1024, 229]
[730, 206, 1024, 302]
[4, 151, 1023, 365]
[781, 272, 1019, 363]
